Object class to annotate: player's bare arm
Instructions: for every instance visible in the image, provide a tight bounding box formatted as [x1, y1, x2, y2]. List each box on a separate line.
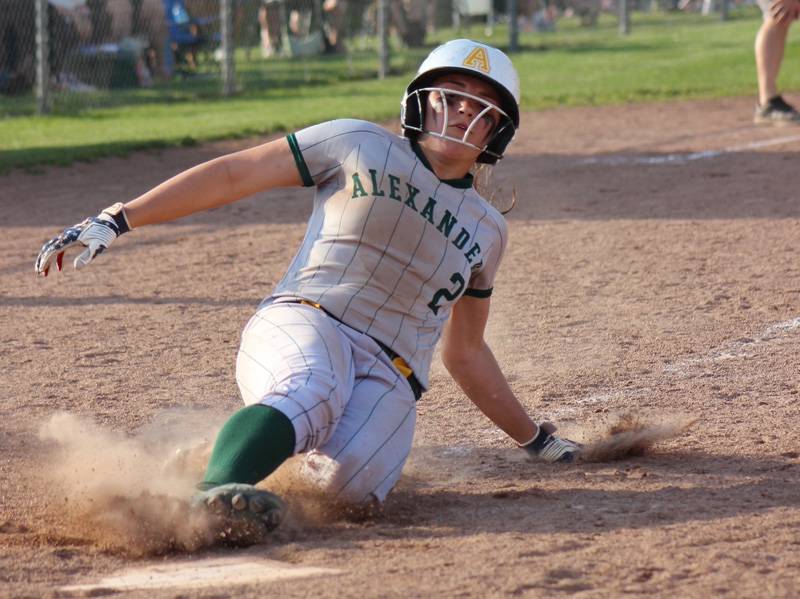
[443, 295, 581, 463]
[34, 137, 300, 276]
[125, 137, 301, 228]
[442, 295, 537, 443]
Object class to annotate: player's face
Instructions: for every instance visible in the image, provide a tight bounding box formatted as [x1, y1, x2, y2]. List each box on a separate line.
[422, 73, 504, 159]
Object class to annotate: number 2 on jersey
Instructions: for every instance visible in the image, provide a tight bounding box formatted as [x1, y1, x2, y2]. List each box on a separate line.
[427, 272, 466, 315]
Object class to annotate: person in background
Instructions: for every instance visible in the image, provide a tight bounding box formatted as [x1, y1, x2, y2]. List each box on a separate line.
[754, 0, 800, 124]
[321, 0, 346, 54]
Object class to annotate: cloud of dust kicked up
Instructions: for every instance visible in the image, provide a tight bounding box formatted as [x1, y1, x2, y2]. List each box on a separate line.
[38, 411, 224, 556]
[37, 411, 368, 555]
[579, 412, 697, 462]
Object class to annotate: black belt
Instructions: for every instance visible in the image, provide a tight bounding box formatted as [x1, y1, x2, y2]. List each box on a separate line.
[372, 338, 424, 402]
[288, 299, 424, 401]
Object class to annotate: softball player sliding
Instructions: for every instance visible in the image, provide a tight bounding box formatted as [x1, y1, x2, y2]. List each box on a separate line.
[35, 40, 581, 543]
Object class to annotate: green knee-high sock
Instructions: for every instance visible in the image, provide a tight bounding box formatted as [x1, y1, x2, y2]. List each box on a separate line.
[200, 404, 295, 489]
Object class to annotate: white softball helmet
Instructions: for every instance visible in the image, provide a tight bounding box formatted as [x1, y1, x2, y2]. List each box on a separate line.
[401, 39, 521, 164]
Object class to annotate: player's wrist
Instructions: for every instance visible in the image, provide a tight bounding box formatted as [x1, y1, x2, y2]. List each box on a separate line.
[517, 424, 541, 448]
[519, 423, 582, 463]
[99, 202, 132, 235]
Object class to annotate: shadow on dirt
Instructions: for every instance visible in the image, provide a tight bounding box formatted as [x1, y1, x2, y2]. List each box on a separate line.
[378, 447, 800, 536]
[4, 437, 797, 558]
[3, 150, 799, 229]
[498, 151, 800, 221]
[0, 293, 258, 309]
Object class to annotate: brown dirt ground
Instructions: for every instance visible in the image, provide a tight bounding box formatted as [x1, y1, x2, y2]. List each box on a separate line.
[2, 96, 800, 597]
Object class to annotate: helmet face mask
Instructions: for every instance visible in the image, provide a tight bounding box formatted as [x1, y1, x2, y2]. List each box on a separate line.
[403, 86, 515, 160]
[401, 39, 521, 165]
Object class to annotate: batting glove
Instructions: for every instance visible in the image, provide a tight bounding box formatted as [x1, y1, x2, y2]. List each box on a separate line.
[34, 202, 131, 277]
[520, 422, 582, 463]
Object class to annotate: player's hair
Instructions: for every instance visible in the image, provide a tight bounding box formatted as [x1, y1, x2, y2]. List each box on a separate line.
[472, 163, 517, 215]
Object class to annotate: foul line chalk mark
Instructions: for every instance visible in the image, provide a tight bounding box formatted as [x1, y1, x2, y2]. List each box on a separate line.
[663, 315, 800, 376]
[580, 134, 800, 166]
[60, 556, 341, 592]
[548, 316, 800, 419]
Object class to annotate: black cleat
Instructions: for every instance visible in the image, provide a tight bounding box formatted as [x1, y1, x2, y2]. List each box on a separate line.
[192, 483, 285, 545]
[754, 95, 800, 125]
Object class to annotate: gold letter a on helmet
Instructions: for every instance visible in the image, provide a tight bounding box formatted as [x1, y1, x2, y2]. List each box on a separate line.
[462, 46, 490, 73]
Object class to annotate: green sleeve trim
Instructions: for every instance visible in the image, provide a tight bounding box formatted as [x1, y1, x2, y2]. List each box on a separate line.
[286, 133, 314, 187]
[464, 287, 493, 298]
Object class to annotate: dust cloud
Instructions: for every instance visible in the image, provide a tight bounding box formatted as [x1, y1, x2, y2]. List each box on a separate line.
[578, 412, 697, 462]
[38, 411, 223, 555]
[36, 411, 376, 555]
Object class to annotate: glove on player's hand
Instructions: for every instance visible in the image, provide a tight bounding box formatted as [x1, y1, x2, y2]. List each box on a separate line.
[520, 422, 582, 463]
[35, 202, 130, 277]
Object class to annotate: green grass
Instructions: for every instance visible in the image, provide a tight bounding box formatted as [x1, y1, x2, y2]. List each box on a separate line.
[2, 9, 795, 172]
[507, 9, 789, 107]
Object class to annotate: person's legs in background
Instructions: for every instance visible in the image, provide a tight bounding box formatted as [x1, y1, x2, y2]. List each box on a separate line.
[754, 1, 800, 123]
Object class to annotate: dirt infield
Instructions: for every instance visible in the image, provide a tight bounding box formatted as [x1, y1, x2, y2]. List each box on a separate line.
[2, 96, 799, 597]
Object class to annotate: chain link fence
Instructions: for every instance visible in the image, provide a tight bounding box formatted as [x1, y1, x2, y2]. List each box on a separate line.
[1, 0, 397, 114]
[2, 0, 735, 117]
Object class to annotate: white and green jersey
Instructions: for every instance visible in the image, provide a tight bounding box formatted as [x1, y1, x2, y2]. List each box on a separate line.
[270, 119, 508, 389]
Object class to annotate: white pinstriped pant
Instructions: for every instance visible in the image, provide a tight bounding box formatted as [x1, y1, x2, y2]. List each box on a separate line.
[235, 301, 417, 504]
